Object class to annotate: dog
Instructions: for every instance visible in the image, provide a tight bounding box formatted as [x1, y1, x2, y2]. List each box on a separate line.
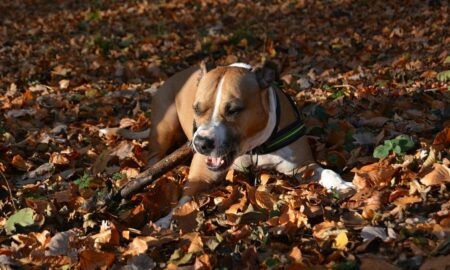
[148, 61, 354, 228]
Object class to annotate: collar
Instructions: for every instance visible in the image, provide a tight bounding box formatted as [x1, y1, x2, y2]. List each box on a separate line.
[249, 87, 306, 155]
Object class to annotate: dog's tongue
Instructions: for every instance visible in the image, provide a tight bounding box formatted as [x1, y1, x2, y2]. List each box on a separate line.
[206, 156, 223, 167]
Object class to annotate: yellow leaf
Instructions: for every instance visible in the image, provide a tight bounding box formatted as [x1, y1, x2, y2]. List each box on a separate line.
[333, 231, 348, 250]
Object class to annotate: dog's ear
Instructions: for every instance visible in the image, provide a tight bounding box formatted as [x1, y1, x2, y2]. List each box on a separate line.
[199, 60, 208, 78]
[253, 60, 279, 89]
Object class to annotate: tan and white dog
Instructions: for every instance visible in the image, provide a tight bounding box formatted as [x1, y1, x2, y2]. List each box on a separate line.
[149, 62, 354, 227]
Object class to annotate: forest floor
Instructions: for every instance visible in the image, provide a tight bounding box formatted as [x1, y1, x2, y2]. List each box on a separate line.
[0, 0, 449, 269]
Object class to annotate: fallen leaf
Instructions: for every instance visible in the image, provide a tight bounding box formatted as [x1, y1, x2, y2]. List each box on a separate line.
[5, 208, 43, 234]
[45, 230, 78, 262]
[78, 250, 115, 270]
[352, 160, 397, 189]
[173, 200, 201, 233]
[49, 152, 70, 165]
[361, 226, 388, 241]
[194, 254, 212, 270]
[124, 237, 148, 256]
[420, 164, 450, 186]
[289, 246, 302, 263]
[11, 155, 32, 171]
[333, 231, 348, 250]
[433, 127, 450, 150]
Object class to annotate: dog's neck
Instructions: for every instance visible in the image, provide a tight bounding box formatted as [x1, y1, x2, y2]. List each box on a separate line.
[240, 86, 277, 154]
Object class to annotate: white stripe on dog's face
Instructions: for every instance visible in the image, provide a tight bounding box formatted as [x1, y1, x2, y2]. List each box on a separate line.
[212, 75, 225, 122]
[192, 74, 227, 156]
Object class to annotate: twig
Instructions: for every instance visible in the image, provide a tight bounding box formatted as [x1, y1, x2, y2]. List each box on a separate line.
[0, 170, 16, 211]
[104, 143, 194, 206]
[332, 84, 358, 91]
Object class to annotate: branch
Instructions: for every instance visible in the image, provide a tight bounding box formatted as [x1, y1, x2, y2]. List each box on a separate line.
[105, 143, 193, 205]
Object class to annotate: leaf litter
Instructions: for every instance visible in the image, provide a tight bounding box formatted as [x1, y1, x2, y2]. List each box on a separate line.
[0, 0, 449, 269]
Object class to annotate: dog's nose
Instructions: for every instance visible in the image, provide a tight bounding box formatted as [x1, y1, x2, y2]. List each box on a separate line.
[194, 135, 215, 154]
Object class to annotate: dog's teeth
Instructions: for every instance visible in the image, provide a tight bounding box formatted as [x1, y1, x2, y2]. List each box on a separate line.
[206, 156, 225, 168]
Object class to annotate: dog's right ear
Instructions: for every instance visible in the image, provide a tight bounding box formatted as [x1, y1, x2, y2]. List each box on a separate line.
[253, 60, 279, 89]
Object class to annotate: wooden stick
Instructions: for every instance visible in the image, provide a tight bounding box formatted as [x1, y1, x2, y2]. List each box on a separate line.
[105, 143, 193, 204]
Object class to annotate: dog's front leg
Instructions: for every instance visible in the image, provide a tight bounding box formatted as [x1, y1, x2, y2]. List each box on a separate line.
[289, 137, 355, 194]
[155, 153, 226, 228]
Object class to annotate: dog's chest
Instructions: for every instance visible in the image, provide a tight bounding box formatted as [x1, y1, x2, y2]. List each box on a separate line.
[232, 146, 297, 175]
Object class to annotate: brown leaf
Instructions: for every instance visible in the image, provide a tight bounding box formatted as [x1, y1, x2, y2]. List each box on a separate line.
[186, 232, 204, 254]
[289, 246, 302, 263]
[362, 191, 388, 219]
[11, 154, 32, 171]
[124, 237, 148, 256]
[433, 127, 450, 150]
[49, 153, 70, 166]
[352, 160, 397, 189]
[420, 164, 450, 186]
[173, 200, 201, 233]
[194, 254, 212, 270]
[255, 189, 275, 210]
[393, 195, 422, 206]
[78, 250, 115, 270]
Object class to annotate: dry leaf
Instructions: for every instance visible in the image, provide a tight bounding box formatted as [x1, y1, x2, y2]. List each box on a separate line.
[124, 237, 148, 256]
[420, 164, 450, 186]
[49, 152, 70, 165]
[11, 155, 32, 171]
[289, 246, 303, 263]
[78, 250, 115, 270]
[173, 200, 200, 233]
[333, 231, 348, 250]
[352, 160, 397, 189]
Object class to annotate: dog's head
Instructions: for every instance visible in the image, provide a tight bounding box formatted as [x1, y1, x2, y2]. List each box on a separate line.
[191, 61, 278, 172]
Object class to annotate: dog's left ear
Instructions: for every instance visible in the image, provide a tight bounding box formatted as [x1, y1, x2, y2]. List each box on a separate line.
[253, 61, 279, 89]
[198, 60, 209, 80]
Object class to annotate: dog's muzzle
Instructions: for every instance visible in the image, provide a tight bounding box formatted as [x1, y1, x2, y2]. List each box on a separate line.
[192, 123, 237, 172]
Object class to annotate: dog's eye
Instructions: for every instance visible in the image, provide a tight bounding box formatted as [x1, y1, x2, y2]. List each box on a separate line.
[225, 104, 244, 117]
[193, 103, 204, 116]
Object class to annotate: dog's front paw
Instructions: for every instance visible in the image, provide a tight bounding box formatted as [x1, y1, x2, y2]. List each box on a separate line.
[154, 213, 172, 229]
[318, 168, 355, 193]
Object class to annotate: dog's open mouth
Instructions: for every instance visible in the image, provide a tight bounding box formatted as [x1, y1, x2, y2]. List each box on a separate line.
[205, 152, 234, 171]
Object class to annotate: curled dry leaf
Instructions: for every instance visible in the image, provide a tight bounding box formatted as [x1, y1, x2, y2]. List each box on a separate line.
[420, 147, 437, 172]
[420, 164, 450, 186]
[352, 160, 397, 190]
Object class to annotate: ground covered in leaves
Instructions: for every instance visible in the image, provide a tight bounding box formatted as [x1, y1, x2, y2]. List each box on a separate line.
[1, 0, 450, 269]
